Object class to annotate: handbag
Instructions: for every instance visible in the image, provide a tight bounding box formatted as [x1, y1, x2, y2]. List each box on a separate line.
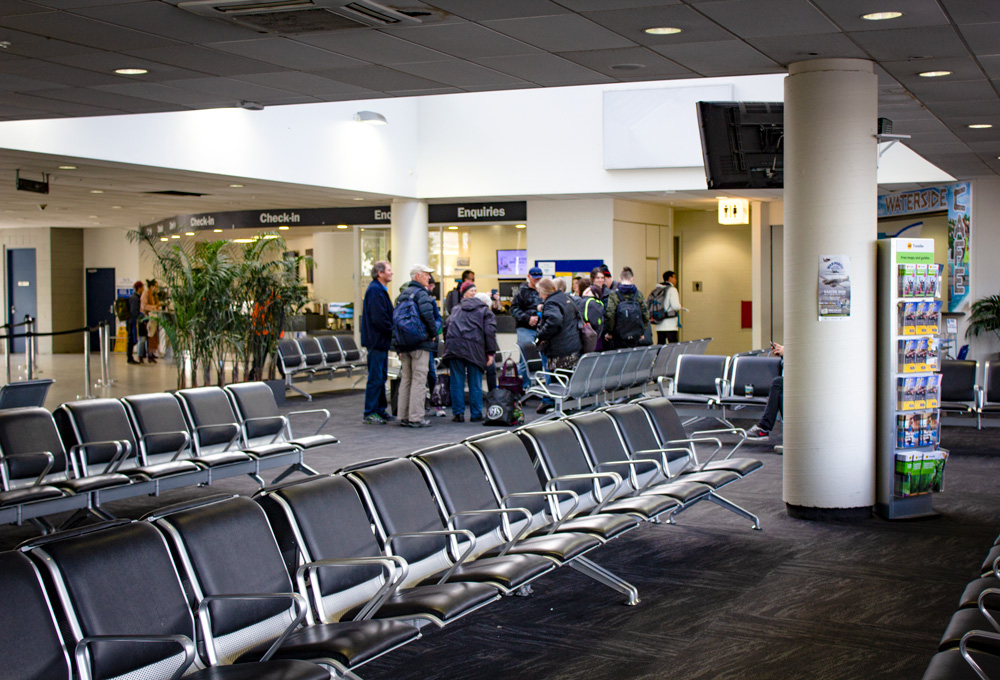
[483, 388, 523, 427]
[497, 359, 524, 396]
[430, 374, 451, 407]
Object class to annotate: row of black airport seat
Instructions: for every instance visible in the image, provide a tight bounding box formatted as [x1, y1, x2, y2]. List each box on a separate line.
[278, 334, 368, 400]
[937, 359, 1000, 429]
[0, 396, 763, 680]
[0, 382, 333, 532]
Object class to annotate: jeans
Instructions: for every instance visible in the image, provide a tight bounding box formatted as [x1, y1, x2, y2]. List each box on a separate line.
[398, 349, 430, 423]
[515, 327, 537, 391]
[758, 376, 783, 431]
[427, 351, 437, 391]
[127, 319, 143, 361]
[363, 348, 389, 418]
[449, 359, 484, 419]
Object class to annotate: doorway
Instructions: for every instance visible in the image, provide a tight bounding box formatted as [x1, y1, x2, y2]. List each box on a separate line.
[86, 268, 115, 352]
[6, 248, 37, 354]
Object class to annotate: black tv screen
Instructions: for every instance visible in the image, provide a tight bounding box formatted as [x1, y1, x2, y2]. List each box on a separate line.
[696, 101, 783, 190]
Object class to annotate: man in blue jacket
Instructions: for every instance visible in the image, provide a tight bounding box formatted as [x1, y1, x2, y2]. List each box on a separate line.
[360, 261, 394, 424]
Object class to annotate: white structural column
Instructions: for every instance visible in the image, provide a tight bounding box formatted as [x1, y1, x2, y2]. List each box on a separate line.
[783, 59, 878, 519]
[390, 199, 429, 297]
[751, 201, 771, 350]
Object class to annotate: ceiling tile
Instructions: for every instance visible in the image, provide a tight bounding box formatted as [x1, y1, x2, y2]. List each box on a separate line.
[0, 26, 95, 58]
[482, 14, 635, 52]
[957, 22, 1000, 56]
[1, 60, 124, 87]
[421, 0, 570, 21]
[583, 4, 736, 45]
[24, 0, 142, 9]
[554, 0, 681, 9]
[158, 75, 301, 101]
[848, 26, 970, 61]
[650, 40, 781, 75]
[925, 99, 1000, 118]
[694, 0, 838, 39]
[981, 56, 1000, 80]
[938, 0, 1000, 24]
[391, 59, 529, 88]
[903, 78, 996, 102]
[748, 33, 868, 65]
[295, 30, 447, 65]
[29, 86, 191, 111]
[94, 80, 231, 107]
[125, 45, 272, 76]
[0, 72, 62, 92]
[908, 140, 972, 154]
[75, 1, 258, 43]
[208, 38, 367, 71]
[45, 49, 206, 82]
[474, 52, 613, 85]
[307, 64, 448, 91]
[233, 71, 380, 97]
[0, 91, 116, 114]
[383, 22, 542, 59]
[890, 117, 950, 134]
[0, 12, 181, 52]
[557, 46, 693, 78]
[967, 140, 1000, 153]
[0, 0, 47, 16]
[811, 0, 949, 31]
[879, 56, 986, 88]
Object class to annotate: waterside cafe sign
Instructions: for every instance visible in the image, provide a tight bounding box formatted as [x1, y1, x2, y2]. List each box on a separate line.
[141, 202, 529, 238]
[877, 182, 971, 313]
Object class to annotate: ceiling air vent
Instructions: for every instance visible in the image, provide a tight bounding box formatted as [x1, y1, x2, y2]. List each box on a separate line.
[178, 0, 420, 33]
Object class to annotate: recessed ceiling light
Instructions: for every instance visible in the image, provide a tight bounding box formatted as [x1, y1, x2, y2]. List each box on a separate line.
[59, 165, 76, 170]
[861, 11, 903, 20]
[229, 184, 243, 188]
[88, 215, 98, 219]
[90, 189, 103, 194]
[353, 197, 365, 201]
[234, 238, 254, 243]
[278, 225, 290, 230]
[185, 231, 195, 236]
[115, 68, 148, 75]
[213, 228, 223, 233]
[969, 123, 993, 129]
[643, 26, 682, 35]
[171, 234, 180, 239]
[160, 237, 169, 242]
[515, 224, 526, 229]
[447, 226, 458, 230]
[111, 205, 121, 209]
[918, 70, 951, 77]
[336, 224, 348, 229]
[262, 234, 279, 239]
[0, 41, 11, 49]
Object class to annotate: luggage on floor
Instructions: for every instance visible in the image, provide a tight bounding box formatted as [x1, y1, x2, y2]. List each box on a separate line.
[483, 388, 523, 427]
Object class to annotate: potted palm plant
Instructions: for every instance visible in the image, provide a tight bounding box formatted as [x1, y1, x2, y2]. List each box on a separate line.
[966, 294, 1000, 355]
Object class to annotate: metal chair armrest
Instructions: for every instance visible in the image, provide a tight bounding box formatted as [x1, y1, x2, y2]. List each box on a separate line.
[688, 428, 747, 461]
[447, 507, 532, 557]
[287, 408, 333, 436]
[959, 629, 1000, 680]
[595, 458, 664, 493]
[978, 588, 1000, 634]
[191, 422, 242, 451]
[296, 556, 407, 623]
[534, 371, 569, 388]
[70, 439, 132, 475]
[547, 471, 623, 513]
[139, 431, 191, 463]
[501, 490, 581, 531]
[0, 451, 54, 487]
[386, 529, 477, 586]
[76, 634, 195, 680]
[197, 592, 307, 663]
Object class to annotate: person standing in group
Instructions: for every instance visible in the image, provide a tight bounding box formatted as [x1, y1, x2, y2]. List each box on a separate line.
[649, 270, 686, 345]
[577, 276, 605, 354]
[360, 261, 395, 425]
[475, 291, 500, 392]
[126, 280, 145, 365]
[393, 264, 439, 428]
[425, 272, 446, 418]
[443, 281, 496, 422]
[445, 269, 474, 316]
[511, 266, 544, 392]
[535, 277, 582, 415]
[140, 279, 161, 363]
[604, 267, 649, 350]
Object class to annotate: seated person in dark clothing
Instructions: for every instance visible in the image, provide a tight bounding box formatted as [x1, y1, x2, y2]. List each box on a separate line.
[746, 343, 783, 439]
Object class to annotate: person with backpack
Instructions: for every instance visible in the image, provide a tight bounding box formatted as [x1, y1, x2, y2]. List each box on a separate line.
[576, 275, 605, 353]
[392, 264, 439, 428]
[511, 267, 544, 392]
[649, 270, 686, 344]
[604, 267, 649, 350]
[443, 281, 497, 422]
[126, 280, 145, 365]
[534, 277, 582, 415]
[360, 261, 394, 425]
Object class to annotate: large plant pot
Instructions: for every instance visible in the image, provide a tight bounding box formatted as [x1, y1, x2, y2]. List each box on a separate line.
[265, 378, 286, 405]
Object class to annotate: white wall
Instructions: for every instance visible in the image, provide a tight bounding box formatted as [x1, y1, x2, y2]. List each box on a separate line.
[311, 231, 356, 309]
[526, 199, 614, 269]
[968, 178, 1000, 361]
[84, 227, 141, 284]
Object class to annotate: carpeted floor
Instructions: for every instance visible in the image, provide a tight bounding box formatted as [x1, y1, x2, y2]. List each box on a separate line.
[2, 389, 997, 680]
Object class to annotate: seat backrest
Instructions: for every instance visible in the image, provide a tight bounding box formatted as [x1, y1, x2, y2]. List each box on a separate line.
[0, 378, 54, 410]
[567, 352, 599, 399]
[517, 342, 543, 373]
[277, 338, 304, 374]
[728, 356, 782, 397]
[336, 335, 362, 362]
[638, 345, 662, 385]
[986, 361, 1000, 405]
[940, 359, 978, 402]
[297, 336, 325, 368]
[175, 387, 242, 452]
[633, 397, 688, 444]
[566, 410, 632, 472]
[650, 344, 672, 380]
[27, 521, 197, 680]
[413, 444, 502, 540]
[0, 407, 70, 488]
[618, 348, 645, 389]
[54, 399, 138, 475]
[347, 459, 452, 579]
[585, 352, 614, 396]
[317, 335, 343, 364]
[464, 432, 547, 518]
[121, 393, 193, 464]
[604, 404, 690, 470]
[151, 496, 299, 666]
[517, 420, 596, 497]
[665, 342, 686, 377]
[602, 351, 630, 392]
[0, 551, 72, 680]
[255, 475, 387, 623]
[225, 382, 284, 440]
[675, 355, 729, 395]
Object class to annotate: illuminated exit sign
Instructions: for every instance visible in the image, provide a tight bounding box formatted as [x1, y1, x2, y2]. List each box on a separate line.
[718, 198, 750, 225]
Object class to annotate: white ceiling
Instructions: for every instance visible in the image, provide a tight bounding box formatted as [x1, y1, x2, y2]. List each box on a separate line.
[1, 0, 998, 229]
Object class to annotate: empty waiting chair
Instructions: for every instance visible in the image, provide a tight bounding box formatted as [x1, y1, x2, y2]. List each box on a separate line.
[0, 378, 54, 409]
[277, 339, 314, 400]
[524, 351, 601, 420]
[939, 359, 981, 426]
[316, 335, 344, 366]
[715, 355, 782, 423]
[297, 336, 334, 378]
[980, 361, 1000, 428]
[226, 381, 338, 452]
[333, 336, 367, 375]
[255, 473, 500, 628]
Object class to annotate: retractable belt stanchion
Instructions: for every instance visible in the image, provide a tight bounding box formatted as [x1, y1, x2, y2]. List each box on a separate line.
[25, 316, 34, 380]
[83, 328, 93, 399]
[96, 321, 114, 388]
[0, 323, 102, 396]
[3, 323, 10, 385]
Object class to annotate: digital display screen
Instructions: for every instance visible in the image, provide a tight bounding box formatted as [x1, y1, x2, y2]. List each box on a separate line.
[497, 249, 527, 278]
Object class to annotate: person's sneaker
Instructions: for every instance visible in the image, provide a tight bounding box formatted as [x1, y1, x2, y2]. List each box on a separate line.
[434, 407, 447, 418]
[363, 414, 385, 425]
[378, 413, 396, 422]
[404, 419, 431, 428]
[746, 424, 770, 439]
[452, 414, 464, 423]
[536, 404, 555, 415]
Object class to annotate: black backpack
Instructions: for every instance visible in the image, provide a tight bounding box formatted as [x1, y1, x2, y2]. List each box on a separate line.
[614, 294, 644, 345]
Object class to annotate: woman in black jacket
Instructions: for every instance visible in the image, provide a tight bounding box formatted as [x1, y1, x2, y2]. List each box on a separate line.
[442, 282, 497, 422]
[535, 278, 581, 414]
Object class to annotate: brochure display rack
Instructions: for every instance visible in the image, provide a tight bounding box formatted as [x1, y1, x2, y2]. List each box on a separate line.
[876, 238, 948, 519]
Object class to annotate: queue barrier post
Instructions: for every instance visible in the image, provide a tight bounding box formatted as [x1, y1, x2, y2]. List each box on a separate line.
[25, 316, 34, 380]
[83, 328, 93, 399]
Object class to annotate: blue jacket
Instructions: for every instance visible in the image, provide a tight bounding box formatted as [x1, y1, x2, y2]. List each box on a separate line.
[360, 279, 393, 351]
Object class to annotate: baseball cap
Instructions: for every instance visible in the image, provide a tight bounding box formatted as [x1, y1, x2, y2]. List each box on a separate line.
[410, 264, 434, 276]
[528, 267, 543, 278]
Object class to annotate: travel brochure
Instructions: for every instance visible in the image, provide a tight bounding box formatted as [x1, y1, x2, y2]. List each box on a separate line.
[897, 336, 939, 373]
[896, 374, 941, 411]
[898, 300, 942, 336]
[818, 254, 851, 318]
[898, 263, 942, 299]
[894, 450, 947, 497]
[896, 412, 940, 449]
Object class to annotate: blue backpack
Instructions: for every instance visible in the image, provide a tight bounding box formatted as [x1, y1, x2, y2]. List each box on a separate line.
[393, 290, 427, 350]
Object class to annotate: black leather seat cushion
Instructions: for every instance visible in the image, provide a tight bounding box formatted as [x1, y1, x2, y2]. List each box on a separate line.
[939, 608, 1000, 654]
[642, 480, 713, 504]
[493, 531, 600, 562]
[244, 442, 299, 458]
[191, 660, 330, 680]
[981, 545, 1000, 576]
[193, 452, 254, 467]
[960, 577, 1000, 609]
[55, 473, 132, 493]
[430, 554, 553, 591]
[700, 458, 763, 477]
[922, 647, 1000, 680]
[678, 469, 740, 489]
[290, 434, 338, 449]
[128, 460, 202, 479]
[603, 493, 677, 519]
[342, 581, 498, 624]
[549, 513, 639, 540]
[237, 620, 419, 668]
[0, 485, 66, 505]
[667, 394, 714, 404]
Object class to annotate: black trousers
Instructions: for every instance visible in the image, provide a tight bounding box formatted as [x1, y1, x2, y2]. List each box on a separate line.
[656, 330, 679, 344]
[759, 376, 784, 431]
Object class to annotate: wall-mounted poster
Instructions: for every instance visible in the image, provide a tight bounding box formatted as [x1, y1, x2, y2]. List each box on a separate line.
[818, 255, 851, 318]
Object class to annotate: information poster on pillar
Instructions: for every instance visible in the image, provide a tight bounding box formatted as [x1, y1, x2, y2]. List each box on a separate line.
[818, 255, 851, 318]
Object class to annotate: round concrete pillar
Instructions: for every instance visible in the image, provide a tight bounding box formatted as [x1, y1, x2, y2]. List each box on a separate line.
[782, 59, 878, 520]
[390, 199, 428, 297]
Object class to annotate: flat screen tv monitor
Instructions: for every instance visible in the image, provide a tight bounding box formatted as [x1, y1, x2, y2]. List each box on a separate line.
[696, 101, 783, 190]
[497, 249, 527, 278]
